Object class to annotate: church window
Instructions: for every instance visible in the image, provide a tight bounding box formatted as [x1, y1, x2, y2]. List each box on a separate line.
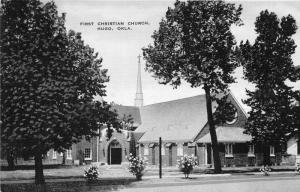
[226, 112, 238, 124]
[161, 146, 165, 155]
[225, 144, 233, 157]
[67, 149, 72, 160]
[270, 145, 275, 156]
[52, 151, 57, 159]
[84, 148, 92, 160]
[177, 143, 183, 156]
[144, 146, 149, 155]
[225, 104, 238, 125]
[248, 144, 255, 156]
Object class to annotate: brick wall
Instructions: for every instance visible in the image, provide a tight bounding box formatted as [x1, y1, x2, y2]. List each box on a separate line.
[233, 153, 248, 166]
[281, 154, 297, 165]
[248, 156, 256, 166]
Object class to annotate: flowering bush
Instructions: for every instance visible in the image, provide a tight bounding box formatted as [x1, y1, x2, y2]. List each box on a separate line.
[127, 153, 146, 180]
[259, 166, 271, 176]
[84, 165, 99, 183]
[177, 154, 197, 178]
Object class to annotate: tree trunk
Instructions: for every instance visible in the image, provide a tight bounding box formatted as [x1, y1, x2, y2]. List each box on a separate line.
[263, 143, 270, 166]
[34, 153, 45, 184]
[7, 151, 15, 170]
[204, 86, 222, 173]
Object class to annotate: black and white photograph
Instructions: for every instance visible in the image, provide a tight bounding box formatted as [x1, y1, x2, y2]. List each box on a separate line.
[1, 0, 300, 191]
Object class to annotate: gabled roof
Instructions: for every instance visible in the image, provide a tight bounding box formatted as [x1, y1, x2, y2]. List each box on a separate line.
[197, 126, 252, 143]
[136, 95, 217, 143]
[111, 105, 141, 127]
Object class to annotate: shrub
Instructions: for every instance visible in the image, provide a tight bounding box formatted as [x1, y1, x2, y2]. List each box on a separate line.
[259, 166, 271, 176]
[296, 163, 300, 174]
[84, 165, 99, 183]
[177, 154, 197, 178]
[127, 153, 146, 180]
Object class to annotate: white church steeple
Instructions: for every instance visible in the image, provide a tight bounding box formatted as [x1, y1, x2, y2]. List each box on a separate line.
[134, 55, 143, 107]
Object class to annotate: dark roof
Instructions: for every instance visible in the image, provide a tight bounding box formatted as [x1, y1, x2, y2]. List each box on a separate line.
[136, 95, 218, 143]
[111, 105, 141, 126]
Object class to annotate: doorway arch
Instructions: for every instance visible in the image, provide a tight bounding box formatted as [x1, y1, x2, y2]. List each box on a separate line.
[108, 140, 122, 165]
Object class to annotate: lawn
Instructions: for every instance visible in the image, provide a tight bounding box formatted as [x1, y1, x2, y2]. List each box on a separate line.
[1, 164, 297, 181]
[1, 164, 298, 192]
[1, 164, 133, 181]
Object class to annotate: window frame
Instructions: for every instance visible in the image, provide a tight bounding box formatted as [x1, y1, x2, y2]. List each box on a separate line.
[270, 145, 275, 156]
[67, 149, 72, 160]
[161, 146, 165, 156]
[144, 146, 149, 156]
[248, 144, 255, 157]
[177, 143, 183, 156]
[226, 109, 238, 125]
[225, 143, 233, 157]
[84, 148, 92, 160]
[52, 151, 57, 159]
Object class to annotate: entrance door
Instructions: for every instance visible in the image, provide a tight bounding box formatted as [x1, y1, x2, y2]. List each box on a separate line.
[109, 140, 122, 165]
[169, 147, 172, 166]
[207, 144, 212, 164]
[111, 148, 122, 164]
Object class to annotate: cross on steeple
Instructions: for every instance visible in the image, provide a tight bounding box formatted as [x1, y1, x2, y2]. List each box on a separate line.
[134, 54, 143, 107]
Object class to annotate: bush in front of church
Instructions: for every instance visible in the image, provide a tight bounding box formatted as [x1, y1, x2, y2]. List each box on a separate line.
[296, 163, 300, 174]
[84, 165, 99, 183]
[127, 153, 146, 180]
[177, 154, 197, 178]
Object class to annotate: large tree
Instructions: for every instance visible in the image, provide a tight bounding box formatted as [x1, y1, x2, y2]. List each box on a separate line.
[143, 0, 242, 173]
[240, 10, 299, 165]
[0, 0, 118, 185]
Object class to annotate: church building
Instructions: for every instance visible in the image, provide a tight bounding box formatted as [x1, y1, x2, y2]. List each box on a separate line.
[44, 57, 299, 167]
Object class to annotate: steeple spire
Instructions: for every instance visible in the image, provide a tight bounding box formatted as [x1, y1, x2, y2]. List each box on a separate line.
[134, 55, 143, 107]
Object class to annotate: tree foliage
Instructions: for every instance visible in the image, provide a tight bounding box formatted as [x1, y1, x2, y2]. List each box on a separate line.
[0, 0, 119, 183]
[143, 0, 242, 173]
[240, 10, 299, 160]
[119, 114, 134, 131]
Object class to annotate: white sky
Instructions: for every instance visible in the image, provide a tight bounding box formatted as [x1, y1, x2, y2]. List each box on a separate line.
[48, 0, 300, 108]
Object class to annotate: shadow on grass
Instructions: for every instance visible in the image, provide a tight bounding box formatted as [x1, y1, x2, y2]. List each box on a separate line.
[1, 178, 139, 192]
[1, 164, 74, 171]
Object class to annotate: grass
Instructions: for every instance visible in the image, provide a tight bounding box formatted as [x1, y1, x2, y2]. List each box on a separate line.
[1, 164, 298, 192]
[1, 165, 133, 181]
[1, 164, 297, 181]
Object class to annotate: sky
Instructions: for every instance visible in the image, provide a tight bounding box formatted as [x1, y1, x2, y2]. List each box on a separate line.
[47, 0, 300, 109]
